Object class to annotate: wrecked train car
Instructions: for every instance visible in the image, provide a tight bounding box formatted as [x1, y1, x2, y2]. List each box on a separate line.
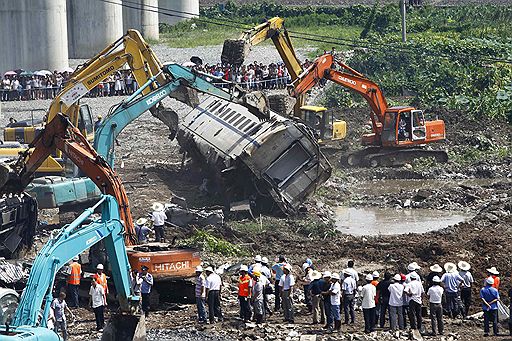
[177, 96, 332, 215]
[0, 194, 37, 258]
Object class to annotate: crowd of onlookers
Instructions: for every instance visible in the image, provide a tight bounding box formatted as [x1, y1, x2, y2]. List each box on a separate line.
[0, 59, 317, 102]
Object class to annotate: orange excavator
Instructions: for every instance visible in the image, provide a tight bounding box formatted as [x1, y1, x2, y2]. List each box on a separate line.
[290, 54, 448, 167]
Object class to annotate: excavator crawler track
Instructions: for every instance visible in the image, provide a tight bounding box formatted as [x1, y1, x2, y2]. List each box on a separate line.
[221, 39, 250, 65]
[343, 148, 448, 168]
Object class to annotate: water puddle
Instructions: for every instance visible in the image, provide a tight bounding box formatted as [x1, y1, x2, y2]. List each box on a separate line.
[334, 206, 473, 236]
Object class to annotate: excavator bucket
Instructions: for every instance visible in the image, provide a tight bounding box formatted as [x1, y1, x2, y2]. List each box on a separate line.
[101, 314, 146, 341]
[221, 39, 250, 65]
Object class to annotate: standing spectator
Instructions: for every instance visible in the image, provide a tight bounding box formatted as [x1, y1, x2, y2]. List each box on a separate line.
[89, 278, 106, 331]
[309, 270, 324, 325]
[300, 262, 313, 313]
[486, 267, 500, 290]
[252, 271, 265, 324]
[151, 202, 166, 242]
[272, 256, 286, 312]
[441, 262, 464, 318]
[345, 260, 359, 282]
[94, 115, 103, 132]
[248, 255, 262, 274]
[195, 265, 207, 323]
[93, 264, 108, 300]
[325, 273, 341, 332]
[135, 218, 151, 244]
[67, 256, 82, 308]
[139, 265, 153, 317]
[377, 272, 392, 328]
[361, 274, 377, 333]
[280, 264, 295, 324]
[342, 269, 357, 324]
[371, 271, 380, 324]
[389, 274, 405, 331]
[427, 275, 444, 336]
[260, 257, 272, 316]
[480, 277, 499, 337]
[51, 292, 74, 341]
[130, 269, 142, 295]
[321, 271, 332, 329]
[426, 263, 443, 289]
[458, 261, 474, 318]
[404, 273, 424, 331]
[205, 267, 223, 324]
[238, 265, 252, 322]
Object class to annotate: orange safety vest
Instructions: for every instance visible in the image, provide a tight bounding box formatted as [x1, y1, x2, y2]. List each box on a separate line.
[67, 262, 81, 285]
[94, 273, 108, 294]
[238, 275, 251, 297]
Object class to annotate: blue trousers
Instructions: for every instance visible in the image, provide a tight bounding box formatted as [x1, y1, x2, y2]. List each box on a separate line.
[196, 297, 207, 322]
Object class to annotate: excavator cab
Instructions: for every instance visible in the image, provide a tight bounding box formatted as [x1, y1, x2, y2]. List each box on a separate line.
[300, 105, 346, 143]
[381, 107, 428, 146]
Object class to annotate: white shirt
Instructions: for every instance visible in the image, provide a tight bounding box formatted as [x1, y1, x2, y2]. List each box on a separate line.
[205, 273, 222, 291]
[405, 280, 424, 304]
[361, 283, 377, 309]
[459, 270, 474, 289]
[152, 211, 166, 226]
[260, 274, 270, 286]
[330, 281, 341, 305]
[279, 273, 295, 290]
[342, 276, 357, 294]
[427, 285, 444, 304]
[89, 285, 106, 308]
[345, 268, 359, 281]
[389, 282, 405, 307]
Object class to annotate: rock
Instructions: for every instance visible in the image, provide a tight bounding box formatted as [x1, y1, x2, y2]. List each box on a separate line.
[288, 330, 299, 337]
[403, 199, 411, 208]
[299, 335, 317, 341]
[411, 329, 423, 340]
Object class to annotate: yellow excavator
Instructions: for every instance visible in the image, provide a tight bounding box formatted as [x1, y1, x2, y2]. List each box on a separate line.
[1, 29, 177, 175]
[221, 17, 346, 142]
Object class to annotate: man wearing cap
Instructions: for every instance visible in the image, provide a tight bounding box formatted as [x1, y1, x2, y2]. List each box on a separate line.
[458, 261, 474, 318]
[389, 274, 405, 331]
[279, 264, 295, 323]
[138, 265, 153, 317]
[325, 273, 342, 332]
[135, 218, 151, 244]
[486, 267, 500, 290]
[427, 276, 444, 336]
[362, 274, 377, 333]
[151, 202, 166, 243]
[480, 277, 499, 337]
[238, 265, 252, 322]
[205, 267, 223, 323]
[272, 256, 286, 312]
[309, 270, 324, 325]
[377, 272, 392, 328]
[93, 264, 108, 301]
[426, 264, 443, 289]
[251, 271, 265, 324]
[441, 262, 464, 319]
[342, 269, 357, 324]
[321, 271, 332, 329]
[404, 272, 424, 331]
[195, 265, 208, 323]
[67, 256, 82, 308]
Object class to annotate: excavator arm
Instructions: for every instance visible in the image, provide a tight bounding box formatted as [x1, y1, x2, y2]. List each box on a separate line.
[1, 114, 137, 246]
[290, 53, 389, 134]
[221, 17, 305, 115]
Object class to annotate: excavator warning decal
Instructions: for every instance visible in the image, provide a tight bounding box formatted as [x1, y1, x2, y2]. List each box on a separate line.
[61, 82, 88, 107]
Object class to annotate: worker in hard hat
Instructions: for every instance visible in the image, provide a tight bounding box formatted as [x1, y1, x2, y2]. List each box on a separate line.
[67, 256, 82, 308]
[252, 271, 265, 324]
[238, 265, 252, 322]
[195, 265, 208, 323]
[93, 263, 108, 301]
[94, 115, 103, 131]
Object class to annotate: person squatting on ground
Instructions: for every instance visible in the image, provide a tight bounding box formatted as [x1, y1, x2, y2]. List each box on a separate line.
[205, 266, 223, 323]
[89, 278, 106, 331]
[280, 264, 295, 323]
[238, 265, 252, 322]
[427, 275, 444, 336]
[195, 265, 208, 323]
[361, 274, 377, 333]
[67, 256, 81, 308]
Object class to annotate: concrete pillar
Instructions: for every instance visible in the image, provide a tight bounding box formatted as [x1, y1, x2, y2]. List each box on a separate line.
[123, 0, 159, 41]
[0, 0, 68, 74]
[67, 0, 123, 59]
[158, 0, 199, 26]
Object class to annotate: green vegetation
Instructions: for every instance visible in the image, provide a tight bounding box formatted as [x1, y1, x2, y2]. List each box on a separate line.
[179, 229, 247, 256]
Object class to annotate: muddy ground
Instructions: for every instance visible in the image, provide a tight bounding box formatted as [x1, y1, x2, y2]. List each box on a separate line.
[1, 49, 511, 341]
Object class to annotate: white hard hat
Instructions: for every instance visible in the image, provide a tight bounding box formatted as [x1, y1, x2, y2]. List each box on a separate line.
[365, 274, 374, 281]
[393, 274, 401, 281]
[195, 265, 203, 272]
[72, 256, 79, 261]
[254, 255, 262, 262]
[205, 267, 214, 273]
[407, 262, 420, 271]
[486, 277, 495, 285]
[331, 273, 340, 280]
[152, 202, 165, 212]
[432, 276, 441, 283]
[96, 264, 104, 270]
[240, 265, 248, 272]
[302, 262, 311, 271]
[261, 257, 269, 264]
[372, 271, 380, 278]
[322, 271, 332, 278]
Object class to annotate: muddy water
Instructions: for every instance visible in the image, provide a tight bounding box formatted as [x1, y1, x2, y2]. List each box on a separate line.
[334, 206, 473, 236]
